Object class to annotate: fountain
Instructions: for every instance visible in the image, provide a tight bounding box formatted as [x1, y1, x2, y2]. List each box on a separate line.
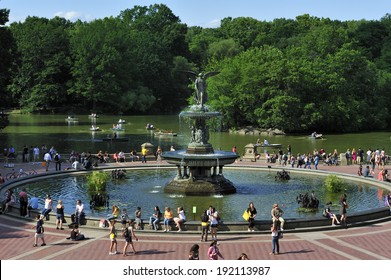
[162, 71, 238, 195]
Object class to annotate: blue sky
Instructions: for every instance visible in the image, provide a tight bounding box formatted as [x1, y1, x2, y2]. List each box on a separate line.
[1, 0, 391, 27]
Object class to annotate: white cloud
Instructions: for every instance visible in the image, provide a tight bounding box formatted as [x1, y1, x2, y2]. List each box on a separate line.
[54, 11, 83, 21]
[205, 19, 221, 28]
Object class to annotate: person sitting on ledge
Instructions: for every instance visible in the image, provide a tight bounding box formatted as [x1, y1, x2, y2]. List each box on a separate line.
[174, 206, 186, 232]
[323, 202, 340, 226]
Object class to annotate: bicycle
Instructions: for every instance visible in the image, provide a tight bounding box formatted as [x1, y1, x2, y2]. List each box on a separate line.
[6, 169, 29, 181]
[26, 169, 38, 175]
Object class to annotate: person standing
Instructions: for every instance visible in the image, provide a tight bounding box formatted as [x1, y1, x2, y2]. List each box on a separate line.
[339, 194, 348, 228]
[134, 206, 142, 230]
[74, 199, 85, 226]
[108, 220, 118, 255]
[200, 210, 209, 242]
[141, 146, 148, 163]
[23, 145, 29, 162]
[54, 152, 61, 171]
[33, 146, 40, 164]
[247, 202, 257, 232]
[270, 222, 280, 255]
[43, 151, 52, 171]
[33, 214, 46, 247]
[122, 220, 138, 256]
[207, 240, 224, 260]
[19, 188, 28, 217]
[55, 200, 65, 230]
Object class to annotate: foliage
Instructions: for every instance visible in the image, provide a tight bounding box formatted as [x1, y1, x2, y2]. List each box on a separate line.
[86, 171, 110, 193]
[324, 175, 346, 193]
[2, 4, 391, 132]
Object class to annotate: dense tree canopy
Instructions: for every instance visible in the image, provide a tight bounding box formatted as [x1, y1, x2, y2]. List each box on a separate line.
[2, 4, 391, 133]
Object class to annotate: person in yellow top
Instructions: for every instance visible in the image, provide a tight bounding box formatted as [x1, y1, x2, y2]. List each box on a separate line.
[141, 147, 148, 163]
[107, 205, 120, 223]
[163, 207, 174, 232]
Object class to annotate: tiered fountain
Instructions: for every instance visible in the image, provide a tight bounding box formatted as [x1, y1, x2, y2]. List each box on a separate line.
[162, 72, 238, 195]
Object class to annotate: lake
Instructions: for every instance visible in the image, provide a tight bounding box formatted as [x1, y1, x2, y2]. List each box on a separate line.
[0, 113, 390, 158]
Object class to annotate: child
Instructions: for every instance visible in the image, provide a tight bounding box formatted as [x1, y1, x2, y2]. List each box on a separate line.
[33, 214, 46, 247]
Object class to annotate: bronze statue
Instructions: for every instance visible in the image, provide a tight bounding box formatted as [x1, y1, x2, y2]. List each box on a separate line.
[185, 71, 220, 107]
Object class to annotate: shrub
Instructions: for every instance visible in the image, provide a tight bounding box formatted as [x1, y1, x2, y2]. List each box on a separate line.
[86, 171, 110, 193]
[324, 175, 345, 193]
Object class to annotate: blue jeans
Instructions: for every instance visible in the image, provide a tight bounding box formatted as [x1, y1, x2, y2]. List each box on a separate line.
[149, 217, 161, 230]
[272, 236, 280, 254]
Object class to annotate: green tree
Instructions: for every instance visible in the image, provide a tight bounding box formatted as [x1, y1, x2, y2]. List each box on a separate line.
[0, 8, 14, 110]
[9, 17, 72, 112]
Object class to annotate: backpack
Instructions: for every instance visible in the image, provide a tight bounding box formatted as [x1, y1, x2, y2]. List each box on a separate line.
[201, 213, 209, 223]
[54, 154, 59, 161]
[123, 227, 130, 238]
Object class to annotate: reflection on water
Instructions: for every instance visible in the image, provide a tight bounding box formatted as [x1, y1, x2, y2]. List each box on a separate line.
[15, 169, 384, 221]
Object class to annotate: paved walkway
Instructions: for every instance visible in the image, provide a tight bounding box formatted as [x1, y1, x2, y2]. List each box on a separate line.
[1, 159, 391, 260]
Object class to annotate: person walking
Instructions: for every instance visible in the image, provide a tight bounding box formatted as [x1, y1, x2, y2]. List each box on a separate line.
[207, 240, 224, 260]
[247, 202, 257, 232]
[108, 220, 118, 255]
[122, 220, 138, 256]
[43, 151, 52, 171]
[33, 214, 46, 247]
[339, 194, 348, 228]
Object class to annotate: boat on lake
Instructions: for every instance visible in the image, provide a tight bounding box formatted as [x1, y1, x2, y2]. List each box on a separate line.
[154, 129, 177, 137]
[102, 137, 129, 142]
[255, 143, 282, 149]
[90, 125, 100, 131]
[65, 116, 78, 122]
[146, 123, 155, 130]
[309, 132, 323, 139]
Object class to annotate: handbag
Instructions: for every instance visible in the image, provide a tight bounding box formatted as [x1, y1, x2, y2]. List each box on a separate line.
[242, 210, 250, 221]
[278, 231, 283, 239]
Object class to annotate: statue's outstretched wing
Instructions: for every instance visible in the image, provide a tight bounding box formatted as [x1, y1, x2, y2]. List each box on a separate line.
[180, 70, 198, 77]
[204, 71, 220, 79]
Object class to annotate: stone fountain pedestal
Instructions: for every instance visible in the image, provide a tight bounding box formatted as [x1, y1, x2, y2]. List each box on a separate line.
[162, 105, 238, 195]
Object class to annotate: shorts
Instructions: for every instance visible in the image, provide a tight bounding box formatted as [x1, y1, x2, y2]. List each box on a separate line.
[56, 214, 64, 220]
[110, 233, 116, 241]
[35, 233, 44, 238]
[125, 236, 132, 243]
[211, 224, 218, 228]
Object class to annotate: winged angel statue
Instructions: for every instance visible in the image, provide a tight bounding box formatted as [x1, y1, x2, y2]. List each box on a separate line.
[184, 71, 220, 107]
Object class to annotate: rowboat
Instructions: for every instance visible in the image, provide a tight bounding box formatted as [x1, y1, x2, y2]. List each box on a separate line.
[102, 137, 129, 142]
[154, 131, 177, 137]
[90, 126, 100, 131]
[255, 143, 282, 149]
